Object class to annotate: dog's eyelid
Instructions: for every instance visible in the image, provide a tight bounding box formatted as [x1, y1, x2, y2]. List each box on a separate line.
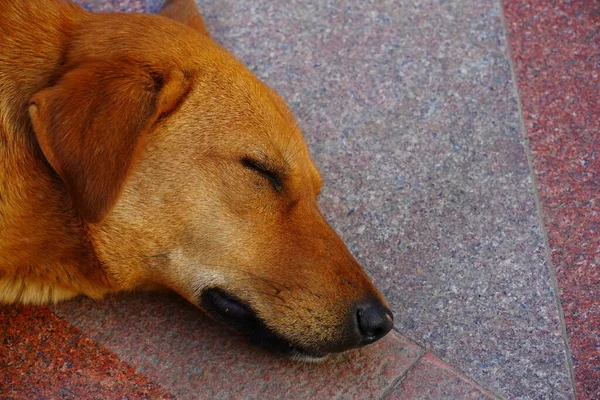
[241, 157, 283, 191]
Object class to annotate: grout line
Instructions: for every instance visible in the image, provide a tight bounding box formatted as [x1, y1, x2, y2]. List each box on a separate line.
[391, 326, 427, 351]
[388, 328, 505, 400]
[377, 339, 426, 400]
[47, 307, 178, 399]
[497, 1, 577, 398]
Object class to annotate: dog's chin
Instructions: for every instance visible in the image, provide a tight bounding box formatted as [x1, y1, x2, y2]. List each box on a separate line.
[288, 350, 330, 363]
[262, 340, 329, 362]
[200, 288, 330, 361]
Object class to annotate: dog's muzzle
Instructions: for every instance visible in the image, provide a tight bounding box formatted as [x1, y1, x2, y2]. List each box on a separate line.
[200, 288, 393, 359]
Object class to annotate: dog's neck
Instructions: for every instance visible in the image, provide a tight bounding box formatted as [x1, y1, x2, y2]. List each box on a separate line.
[0, 1, 116, 303]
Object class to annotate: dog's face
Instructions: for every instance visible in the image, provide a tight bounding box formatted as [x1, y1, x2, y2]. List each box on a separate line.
[28, 14, 393, 359]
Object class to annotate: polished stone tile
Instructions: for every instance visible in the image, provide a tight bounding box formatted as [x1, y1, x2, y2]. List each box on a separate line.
[180, 0, 573, 397]
[53, 293, 422, 400]
[0, 306, 174, 399]
[5, 0, 579, 398]
[71, 0, 145, 12]
[503, 1, 600, 398]
[387, 353, 496, 400]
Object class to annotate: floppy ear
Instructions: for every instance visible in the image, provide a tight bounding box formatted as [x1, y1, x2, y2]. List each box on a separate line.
[29, 60, 192, 223]
[159, 0, 211, 37]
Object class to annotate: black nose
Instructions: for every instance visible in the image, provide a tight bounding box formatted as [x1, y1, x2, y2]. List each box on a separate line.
[355, 299, 394, 345]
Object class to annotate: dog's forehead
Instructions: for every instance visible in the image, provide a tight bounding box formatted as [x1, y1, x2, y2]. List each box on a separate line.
[183, 70, 299, 148]
[165, 55, 322, 190]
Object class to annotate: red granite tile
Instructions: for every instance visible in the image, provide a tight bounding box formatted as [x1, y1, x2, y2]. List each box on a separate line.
[503, 1, 600, 398]
[53, 293, 423, 399]
[0, 306, 175, 399]
[387, 353, 496, 400]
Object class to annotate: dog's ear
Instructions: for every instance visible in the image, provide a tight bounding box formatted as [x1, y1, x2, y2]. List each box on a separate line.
[29, 60, 192, 223]
[159, 0, 211, 37]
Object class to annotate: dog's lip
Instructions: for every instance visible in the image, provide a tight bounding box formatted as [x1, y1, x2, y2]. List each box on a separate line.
[264, 338, 330, 361]
[287, 347, 328, 361]
[200, 288, 329, 360]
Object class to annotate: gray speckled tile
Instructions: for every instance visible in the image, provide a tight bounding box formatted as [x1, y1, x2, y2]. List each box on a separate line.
[52, 293, 423, 400]
[67, 0, 574, 398]
[71, 0, 145, 12]
[174, 0, 573, 398]
[388, 353, 496, 400]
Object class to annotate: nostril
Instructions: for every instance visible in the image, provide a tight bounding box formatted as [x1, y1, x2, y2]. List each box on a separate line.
[356, 302, 394, 345]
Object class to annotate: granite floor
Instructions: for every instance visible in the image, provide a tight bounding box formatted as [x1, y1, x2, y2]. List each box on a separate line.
[1, 0, 598, 398]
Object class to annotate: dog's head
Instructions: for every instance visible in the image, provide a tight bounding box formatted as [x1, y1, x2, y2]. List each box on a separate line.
[28, 12, 392, 359]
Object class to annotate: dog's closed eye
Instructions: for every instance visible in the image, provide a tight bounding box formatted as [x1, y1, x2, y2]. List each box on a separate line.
[241, 157, 283, 191]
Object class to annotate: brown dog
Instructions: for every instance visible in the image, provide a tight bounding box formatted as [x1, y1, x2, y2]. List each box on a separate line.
[0, 0, 393, 359]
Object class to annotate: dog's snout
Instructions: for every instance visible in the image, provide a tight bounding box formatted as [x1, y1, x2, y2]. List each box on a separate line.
[354, 299, 394, 345]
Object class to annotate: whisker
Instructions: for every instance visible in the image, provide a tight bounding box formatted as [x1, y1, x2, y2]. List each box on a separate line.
[192, 262, 329, 300]
[284, 136, 306, 163]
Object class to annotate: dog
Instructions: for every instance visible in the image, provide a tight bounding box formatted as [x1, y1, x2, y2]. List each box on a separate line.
[0, 0, 393, 359]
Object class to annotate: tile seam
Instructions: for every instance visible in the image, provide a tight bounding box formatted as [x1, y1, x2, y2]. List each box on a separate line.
[377, 342, 426, 400]
[385, 330, 505, 399]
[497, 1, 577, 398]
[47, 308, 178, 400]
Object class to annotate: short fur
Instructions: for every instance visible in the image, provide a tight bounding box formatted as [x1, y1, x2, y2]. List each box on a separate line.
[0, 0, 391, 356]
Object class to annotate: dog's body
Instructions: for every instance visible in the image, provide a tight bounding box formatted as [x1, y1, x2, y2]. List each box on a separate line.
[0, 0, 392, 358]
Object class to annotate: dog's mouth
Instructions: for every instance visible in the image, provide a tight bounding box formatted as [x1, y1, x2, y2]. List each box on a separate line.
[200, 288, 328, 360]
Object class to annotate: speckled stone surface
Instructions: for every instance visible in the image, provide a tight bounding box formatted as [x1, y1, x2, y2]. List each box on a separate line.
[135, 0, 575, 398]
[53, 293, 423, 400]
[2, 0, 583, 398]
[71, 0, 145, 12]
[503, 1, 600, 398]
[387, 353, 496, 400]
[0, 306, 174, 399]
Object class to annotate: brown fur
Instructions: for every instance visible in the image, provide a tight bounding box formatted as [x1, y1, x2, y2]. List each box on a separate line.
[0, 0, 391, 356]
